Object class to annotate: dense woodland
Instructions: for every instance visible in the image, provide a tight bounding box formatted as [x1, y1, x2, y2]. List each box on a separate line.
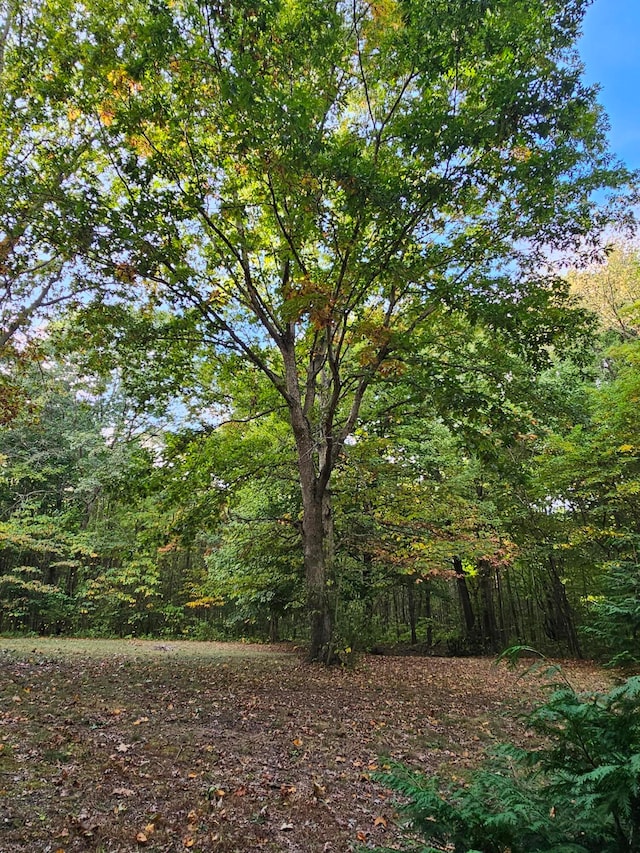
[1, 0, 639, 666]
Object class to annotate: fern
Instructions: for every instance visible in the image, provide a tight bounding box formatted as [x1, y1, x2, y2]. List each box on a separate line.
[371, 671, 640, 853]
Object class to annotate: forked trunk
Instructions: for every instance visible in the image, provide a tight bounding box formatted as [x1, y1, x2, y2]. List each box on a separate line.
[283, 345, 337, 662]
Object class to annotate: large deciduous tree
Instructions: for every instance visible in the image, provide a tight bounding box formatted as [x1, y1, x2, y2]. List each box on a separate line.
[12, 0, 633, 659]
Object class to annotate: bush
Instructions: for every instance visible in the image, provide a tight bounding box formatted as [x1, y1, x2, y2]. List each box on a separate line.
[373, 669, 640, 852]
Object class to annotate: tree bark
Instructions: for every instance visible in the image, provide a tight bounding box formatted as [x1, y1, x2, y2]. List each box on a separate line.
[407, 578, 417, 645]
[477, 558, 500, 652]
[301, 490, 332, 661]
[424, 582, 433, 648]
[453, 555, 476, 643]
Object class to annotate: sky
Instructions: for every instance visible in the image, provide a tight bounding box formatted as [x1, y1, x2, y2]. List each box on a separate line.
[579, 0, 640, 172]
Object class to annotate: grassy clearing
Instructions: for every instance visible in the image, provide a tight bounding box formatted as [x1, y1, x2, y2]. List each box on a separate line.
[0, 637, 292, 662]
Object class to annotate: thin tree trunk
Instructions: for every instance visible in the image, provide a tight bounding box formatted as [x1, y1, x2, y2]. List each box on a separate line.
[477, 558, 499, 652]
[424, 582, 433, 647]
[453, 555, 475, 644]
[407, 577, 417, 645]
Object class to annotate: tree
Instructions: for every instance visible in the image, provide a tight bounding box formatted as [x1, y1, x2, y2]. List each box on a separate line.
[0, 0, 110, 358]
[14, 0, 632, 659]
[569, 243, 640, 341]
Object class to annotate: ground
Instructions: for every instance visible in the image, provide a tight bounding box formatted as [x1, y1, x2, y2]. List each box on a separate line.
[0, 639, 611, 853]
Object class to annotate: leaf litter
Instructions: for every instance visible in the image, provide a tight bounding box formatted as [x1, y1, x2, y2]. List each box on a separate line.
[0, 640, 610, 852]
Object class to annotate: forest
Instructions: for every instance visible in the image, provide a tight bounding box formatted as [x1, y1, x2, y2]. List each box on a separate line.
[5, 2, 640, 851]
[0, 0, 639, 668]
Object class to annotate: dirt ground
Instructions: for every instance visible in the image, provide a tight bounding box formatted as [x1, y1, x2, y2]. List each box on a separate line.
[0, 639, 611, 853]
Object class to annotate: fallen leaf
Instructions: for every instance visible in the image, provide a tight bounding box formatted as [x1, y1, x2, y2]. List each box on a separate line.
[312, 779, 326, 798]
[133, 717, 149, 725]
[136, 831, 148, 844]
[112, 788, 134, 797]
[183, 837, 195, 847]
[116, 743, 131, 753]
[374, 816, 388, 828]
[292, 738, 303, 748]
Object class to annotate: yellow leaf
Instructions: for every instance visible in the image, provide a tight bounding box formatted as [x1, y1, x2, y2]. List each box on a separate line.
[97, 105, 115, 126]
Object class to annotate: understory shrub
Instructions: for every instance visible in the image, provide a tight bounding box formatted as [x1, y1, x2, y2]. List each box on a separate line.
[373, 666, 640, 852]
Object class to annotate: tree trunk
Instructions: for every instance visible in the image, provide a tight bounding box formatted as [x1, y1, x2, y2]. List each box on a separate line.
[477, 558, 500, 652]
[300, 483, 332, 661]
[545, 554, 582, 658]
[424, 582, 433, 648]
[282, 344, 334, 662]
[407, 578, 417, 645]
[453, 555, 476, 644]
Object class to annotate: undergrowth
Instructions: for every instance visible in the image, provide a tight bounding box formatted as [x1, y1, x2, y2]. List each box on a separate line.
[373, 650, 640, 853]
